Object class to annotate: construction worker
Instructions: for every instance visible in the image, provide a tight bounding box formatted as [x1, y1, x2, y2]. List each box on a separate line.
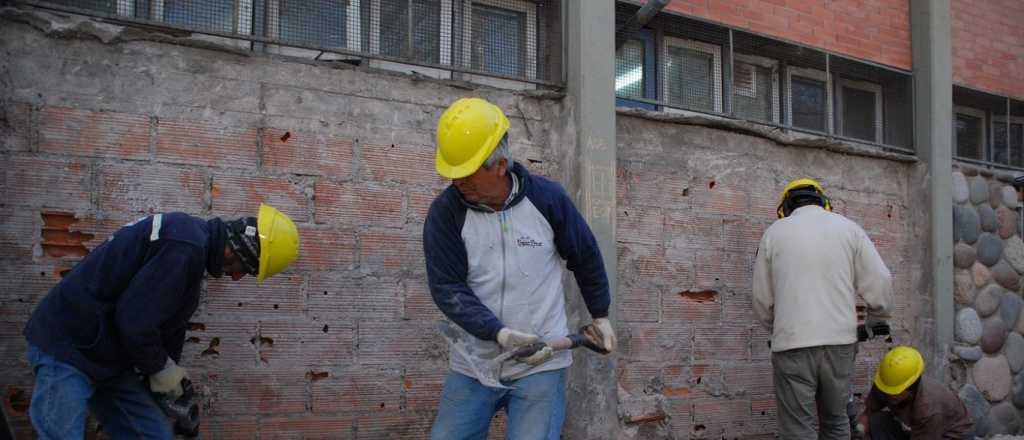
[753, 178, 894, 439]
[423, 97, 615, 440]
[23, 204, 299, 439]
[855, 346, 974, 439]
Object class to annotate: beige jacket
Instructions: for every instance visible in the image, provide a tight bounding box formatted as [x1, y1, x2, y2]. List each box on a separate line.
[752, 205, 893, 352]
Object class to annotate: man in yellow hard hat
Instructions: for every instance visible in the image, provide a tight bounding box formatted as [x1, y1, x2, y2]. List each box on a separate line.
[753, 178, 894, 439]
[855, 346, 974, 439]
[23, 204, 299, 439]
[424, 97, 615, 439]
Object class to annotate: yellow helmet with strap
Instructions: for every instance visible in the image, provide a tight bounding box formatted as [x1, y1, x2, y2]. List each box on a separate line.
[256, 203, 299, 284]
[777, 178, 832, 218]
[874, 346, 925, 395]
[435, 98, 510, 179]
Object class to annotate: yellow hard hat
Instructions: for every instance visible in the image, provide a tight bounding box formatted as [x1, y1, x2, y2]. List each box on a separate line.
[874, 346, 925, 395]
[435, 97, 510, 179]
[256, 203, 300, 284]
[777, 178, 832, 218]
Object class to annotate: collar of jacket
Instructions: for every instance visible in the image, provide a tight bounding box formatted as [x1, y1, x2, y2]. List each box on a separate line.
[458, 161, 531, 213]
[205, 217, 228, 278]
[790, 204, 825, 217]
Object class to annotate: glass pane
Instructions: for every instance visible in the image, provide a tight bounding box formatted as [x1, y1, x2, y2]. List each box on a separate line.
[733, 62, 774, 122]
[381, 0, 441, 63]
[791, 76, 827, 132]
[841, 86, 878, 142]
[994, 121, 1009, 164]
[472, 5, 525, 77]
[955, 113, 983, 160]
[1012, 123, 1023, 167]
[45, 0, 117, 13]
[165, 0, 236, 33]
[665, 45, 716, 112]
[615, 39, 645, 99]
[279, 0, 347, 48]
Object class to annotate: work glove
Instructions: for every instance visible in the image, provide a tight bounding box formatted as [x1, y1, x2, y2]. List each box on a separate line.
[519, 344, 554, 365]
[585, 318, 617, 353]
[149, 358, 188, 400]
[864, 314, 888, 339]
[496, 327, 539, 351]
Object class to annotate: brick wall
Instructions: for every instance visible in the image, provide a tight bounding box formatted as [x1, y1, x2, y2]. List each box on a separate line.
[614, 114, 923, 438]
[0, 10, 560, 439]
[664, 0, 912, 69]
[952, 0, 1024, 99]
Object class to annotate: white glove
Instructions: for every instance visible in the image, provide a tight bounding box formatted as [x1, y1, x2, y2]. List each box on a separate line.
[148, 358, 188, 399]
[520, 345, 554, 365]
[592, 318, 617, 353]
[496, 327, 539, 351]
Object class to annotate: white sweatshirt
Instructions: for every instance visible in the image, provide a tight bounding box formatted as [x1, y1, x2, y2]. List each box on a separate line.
[752, 205, 893, 352]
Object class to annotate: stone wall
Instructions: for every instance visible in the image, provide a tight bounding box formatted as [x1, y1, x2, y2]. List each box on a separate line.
[952, 167, 1024, 436]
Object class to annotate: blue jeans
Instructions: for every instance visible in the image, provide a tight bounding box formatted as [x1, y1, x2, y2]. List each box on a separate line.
[27, 345, 172, 440]
[431, 368, 567, 440]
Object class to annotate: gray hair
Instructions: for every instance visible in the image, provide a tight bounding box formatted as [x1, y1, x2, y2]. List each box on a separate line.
[482, 134, 512, 169]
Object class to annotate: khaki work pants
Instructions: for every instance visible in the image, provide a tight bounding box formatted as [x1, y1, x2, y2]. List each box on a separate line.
[772, 343, 857, 440]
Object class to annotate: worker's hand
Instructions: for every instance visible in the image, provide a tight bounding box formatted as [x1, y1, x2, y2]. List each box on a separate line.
[149, 358, 188, 399]
[497, 327, 539, 351]
[519, 344, 554, 365]
[855, 412, 870, 438]
[588, 318, 617, 353]
[864, 314, 887, 339]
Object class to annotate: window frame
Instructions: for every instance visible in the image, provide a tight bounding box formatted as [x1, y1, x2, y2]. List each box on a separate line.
[785, 66, 832, 134]
[732, 53, 780, 123]
[146, 0, 254, 35]
[460, 0, 538, 80]
[953, 105, 988, 161]
[990, 115, 1024, 166]
[615, 29, 657, 110]
[368, 0, 452, 65]
[834, 77, 884, 143]
[264, 0, 362, 54]
[661, 36, 723, 113]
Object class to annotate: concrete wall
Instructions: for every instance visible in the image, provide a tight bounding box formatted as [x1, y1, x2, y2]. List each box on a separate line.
[950, 167, 1024, 437]
[0, 7, 567, 438]
[951, 0, 1024, 99]
[612, 111, 926, 438]
[664, 0, 912, 69]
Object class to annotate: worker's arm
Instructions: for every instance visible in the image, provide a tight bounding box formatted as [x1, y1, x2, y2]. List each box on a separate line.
[423, 197, 503, 342]
[115, 242, 203, 375]
[853, 225, 893, 318]
[544, 183, 610, 319]
[751, 234, 774, 330]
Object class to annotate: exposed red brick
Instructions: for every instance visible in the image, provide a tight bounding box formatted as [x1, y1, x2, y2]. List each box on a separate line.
[361, 143, 446, 187]
[356, 412, 434, 440]
[403, 278, 444, 321]
[951, 0, 1024, 97]
[750, 398, 779, 434]
[40, 211, 94, 258]
[308, 275, 402, 320]
[293, 227, 357, 272]
[259, 414, 355, 439]
[205, 275, 304, 316]
[212, 174, 310, 222]
[624, 167, 692, 208]
[357, 321, 444, 366]
[407, 189, 440, 223]
[621, 324, 691, 363]
[618, 206, 665, 247]
[0, 264, 61, 319]
[663, 289, 721, 322]
[313, 181, 404, 227]
[198, 416, 259, 440]
[723, 218, 767, 255]
[617, 362, 662, 395]
[663, 363, 725, 400]
[311, 367, 402, 412]
[5, 157, 91, 210]
[181, 320, 257, 370]
[665, 210, 722, 252]
[156, 118, 258, 168]
[39, 107, 150, 159]
[667, 398, 693, 436]
[692, 398, 752, 438]
[723, 363, 775, 397]
[257, 319, 355, 370]
[403, 368, 446, 410]
[695, 251, 752, 290]
[359, 229, 424, 273]
[98, 163, 206, 214]
[693, 325, 750, 361]
[691, 184, 750, 217]
[263, 128, 354, 178]
[618, 284, 661, 322]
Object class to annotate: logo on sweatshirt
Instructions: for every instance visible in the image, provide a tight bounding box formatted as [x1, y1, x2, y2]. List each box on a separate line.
[517, 235, 543, 248]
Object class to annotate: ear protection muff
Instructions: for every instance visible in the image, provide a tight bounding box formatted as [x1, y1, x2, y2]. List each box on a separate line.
[777, 188, 832, 219]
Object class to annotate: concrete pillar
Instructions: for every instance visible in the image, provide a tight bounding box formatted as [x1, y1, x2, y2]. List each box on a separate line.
[911, 0, 954, 376]
[564, 0, 618, 438]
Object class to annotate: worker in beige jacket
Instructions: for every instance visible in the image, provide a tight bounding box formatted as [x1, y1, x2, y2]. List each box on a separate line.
[753, 178, 893, 440]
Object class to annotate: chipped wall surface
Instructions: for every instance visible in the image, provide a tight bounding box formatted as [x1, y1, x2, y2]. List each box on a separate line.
[0, 5, 933, 439]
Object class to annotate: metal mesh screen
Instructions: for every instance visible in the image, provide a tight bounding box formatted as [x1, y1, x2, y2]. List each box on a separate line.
[613, 8, 913, 152]
[954, 86, 1008, 164]
[28, 0, 563, 85]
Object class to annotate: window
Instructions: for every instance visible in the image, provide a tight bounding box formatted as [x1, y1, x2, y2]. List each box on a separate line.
[662, 37, 722, 113]
[786, 67, 830, 133]
[732, 54, 779, 123]
[835, 78, 883, 143]
[462, 0, 537, 79]
[954, 106, 986, 160]
[370, 0, 449, 64]
[615, 30, 656, 110]
[993, 116, 1024, 167]
[266, 0, 359, 49]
